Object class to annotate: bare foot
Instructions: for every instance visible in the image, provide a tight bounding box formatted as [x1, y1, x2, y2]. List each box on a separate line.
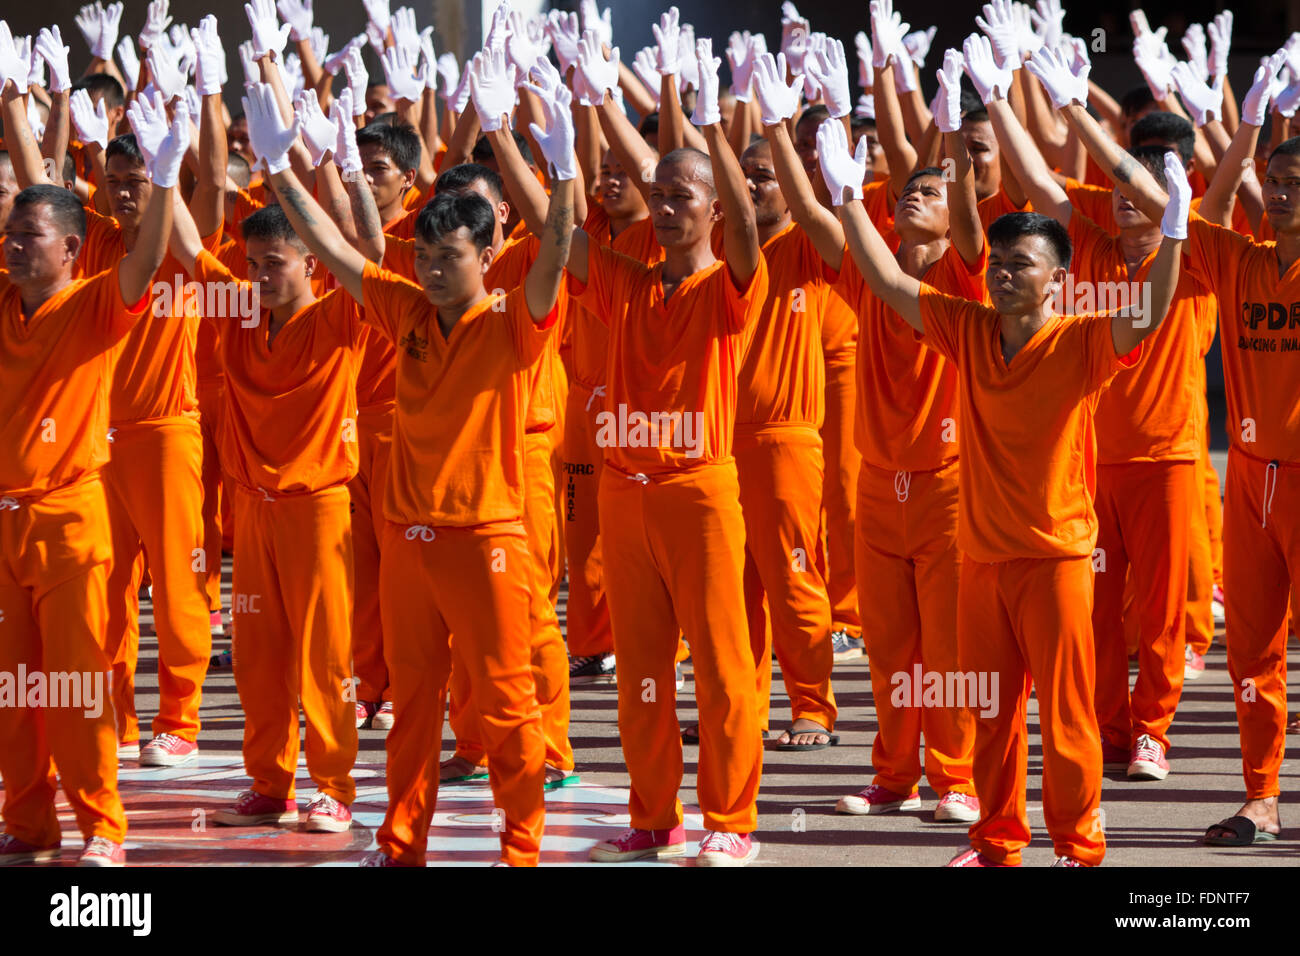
[439, 755, 487, 781]
[1205, 796, 1281, 841]
[545, 765, 574, 786]
[776, 718, 834, 747]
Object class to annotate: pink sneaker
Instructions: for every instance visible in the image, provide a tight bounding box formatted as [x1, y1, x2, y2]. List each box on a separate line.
[0, 833, 60, 866]
[139, 733, 199, 767]
[1051, 856, 1087, 867]
[696, 831, 759, 867]
[1128, 734, 1170, 780]
[1101, 739, 1129, 772]
[934, 791, 981, 823]
[1184, 645, 1206, 681]
[212, 790, 299, 827]
[78, 836, 125, 867]
[371, 701, 395, 731]
[836, 783, 922, 815]
[360, 848, 415, 867]
[946, 848, 1018, 867]
[304, 793, 353, 832]
[589, 825, 686, 862]
[1212, 584, 1226, 622]
[209, 610, 225, 636]
[356, 701, 379, 728]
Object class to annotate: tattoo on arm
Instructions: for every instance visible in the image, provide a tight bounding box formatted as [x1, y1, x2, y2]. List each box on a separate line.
[350, 183, 382, 241]
[548, 204, 572, 248]
[278, 183, 318, 227]
[1113, 155, 1136, 184]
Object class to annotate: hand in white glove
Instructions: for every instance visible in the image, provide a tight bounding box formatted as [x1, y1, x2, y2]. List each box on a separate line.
[1207, 11, 1232, 78]
[116, 35, 139, 89]
[1181, 23, 1209, 82]
[963, 32, 1013, 103]
[816, 116, 868, 204]
[391, 6, 420, 60]
[450, 60, 473, 114]
[780, 4, 811, 75]
[147, 99, 191, 187]
[934, 48, 964, 132]
[322, 34, 364, 75]
[294, 90, 334, 165]
[1160, 150, 1191, 239]
[484, 1, 510, 53]
[184, 83, 201, 118]
[1031, 0, 1065, 50]
[903, 26, 937, 68]
[854, 31, 872, 88]
[1274, 74, 1300, 118]
[1285, 32, 1300, 80]
[545, 10, 581, 73]
[435, 51, 460, 104]
[676, 23, 699, 92]
[309, 27, 329, 63]
[147, 42, 187, 101]
[632, 47, 661, 108]
[1241, 49, 1288, 126]
[70, 87, 110, 149]
[503, 10, 544, 82]
[652, 6, 681, 75]
[691, 37, 722, 126]
[1133, 29, 1175, 101]
[1023, 42, 1089, 109]
[168, 23, 197, 76]
[192, 16, 225, 96]
[854, 92, 875, 117]
[245, 0, 292, 61]
[331, 87, 363, 175]
[470, 47, 516, 130]
[576, 29, 619, 106]
[801, 32, 824, 102]
[1170, 61, 1222, 126]
[975, 0, 1023, 70]
[361, 0, 391, 38]
[138, 0, 172, 51]
[727, 31, 757, 102]
[238, 40, 259, 87]
[417, 26, 437, 89]
[125, 90, 168, 166]
[276, 0, 312, 42]
[870, 0, 910, 71]
[806, 36, 852, 119]
[580, 0, 612, 49]
[523, 79, 577, 180]
[381, 41, 425, 101]
[35, 25, 72, 93]
[23, 36, 44, 90]
[528, 55, 563, 101]
[84, 2, 123, 61]
[343, 47, 368, 115]
[753, 51, 800, 125]
[242, 80, 300, 173]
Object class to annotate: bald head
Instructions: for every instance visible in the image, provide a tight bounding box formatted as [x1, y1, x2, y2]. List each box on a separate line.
[658, 148, 715, 199]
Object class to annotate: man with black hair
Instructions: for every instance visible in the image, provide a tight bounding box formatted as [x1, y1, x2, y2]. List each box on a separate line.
[356, 121, 422, 236]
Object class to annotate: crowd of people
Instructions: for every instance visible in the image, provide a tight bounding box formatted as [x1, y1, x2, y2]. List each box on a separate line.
[1, 0, 1298, 867]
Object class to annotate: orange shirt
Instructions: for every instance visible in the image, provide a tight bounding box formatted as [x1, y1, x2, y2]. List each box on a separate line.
[735, 223, 828, 428]
[1183, 216, 1300, 463]
[918, 287, 1139, 562]
[0, 263, 149, 496]
[401, 181, 435, 213]
[977, 186, 1029, 233]
[360, 260, 558, 526]
[568, 241, 770, 475]
[192, 251, 364, 495]
[864, 178, 899, 252]
[1067, 212, 1216, 464]
[836, 243, 986, 472]
[1065, 179, 1116, 234]
[354, 241, 419, 415]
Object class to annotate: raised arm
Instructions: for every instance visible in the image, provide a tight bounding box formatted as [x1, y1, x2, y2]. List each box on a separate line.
[696, 40, 759, 285]
[934, 50, 984, 264]
[1203, 52, 1287, 234]
[119, 93, 184, 304]
[1112, 153, 1187, 354]
[522, 77, 581, 315]
[190, 17, 226, 238]
[0, 75, 55, 188]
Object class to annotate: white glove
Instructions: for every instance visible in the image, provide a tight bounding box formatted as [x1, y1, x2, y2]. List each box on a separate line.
[331, 87, 363, 175]
[35, 26, 72, 93]
[506, 10, 545, 81]
[691, 38, 722, 126]
[903, 26, 937, 68]
[138, 0, 172, 51]
[417, 26, 437, 89]
[125, 90, 168, 166]
[545, 10, 581, 73]
[1013, 2, 1042, 59]
[148, 44, 188, 101]
[870, 0, 910, 71]
[364, 20, 386, 57]
[184, 83, 201, 118]
[727, 31, 759, 102]
[276, 0, 312, 42]
[780, 5, 811, 75]
[934, 48, 963, 132]
[148, 99, 190, 188]
[242, 80, 299, 173]
[523, 79, 576, 181]
[322, 34, 363, 75]
[168, 23, 197, 76]
[381, 42, 425, 101]
[806, 37, 852, 118]
[1160, 150, 1190, 239]
[343, 47, 368, 115]
[652, 7, 681, 75]
[238, 40, 259, 88]
[483, 1, 510, 53]
[450, 60, 473, 114]
[116, 35, 139, 89]
[361, 0, 391, 37]
[1181, 24, 1209, 83]
[294, 90, 334, 164]
[527, 55, 563, 101]
[580, 0, 612, 47]
[1065, 35, 1091, 75]
[245, 0, 292, 61]
[816, 116, 868, 204]
[1170, 61, 1222, 127]
[854, 31, 872, 88]
[963, 32, 1013, 103]
[25, 37, 44, 90]
[1275, 75, 1300, 118]
[191, 16, 225, 96]
[891, 47, 918, 94]
[83, 2, 123, 61]
[70, 87, 109, 149]
[309, 27, 329, 63]
[975, 0, 1023, 70]
[576, 30, 619, 106]
[1030, 0, 1064, 50]
[470, 47, 516, 130]
[391, 6, 420, 61]
[1285, 32, 1300, 80]
[854, 92, 875, 118]
[1207, 11, 1232, 78]
[676, 24, 699, 92]
[1241, 49, 1288, 126]
[1131, 11, 1175, 100]
[632, 47, 661, 108]
[753, 51, 799, 125]
[1023, 43, 1089, 109]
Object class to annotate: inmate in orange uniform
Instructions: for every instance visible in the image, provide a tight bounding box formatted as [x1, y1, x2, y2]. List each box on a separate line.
[1185, 307, 1220, 661]
[571, 239, 769, 834]
[77, 213, 212, 752]
[837, 244, 984, 803]
[918, 287, 1140, 867]
[0, 262, 147, 849]
[1183, 216, 1300, 802]
[362, 261, 555, 867]
[1068, 212, 1215, 761]
[734, 222, 836, 737]
[190, 251, 361, 810]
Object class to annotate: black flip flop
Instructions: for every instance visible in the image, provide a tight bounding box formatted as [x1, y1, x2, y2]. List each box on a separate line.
[683, 727, 769, 744]
[1203, 815, 1278, 846]
[773, 726, 840, 752]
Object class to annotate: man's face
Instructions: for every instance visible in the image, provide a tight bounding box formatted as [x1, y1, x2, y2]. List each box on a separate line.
[365, 84, 396, 124]
[1263, 152, 1300, 234]
[961, 119, 1001, 201]
[439, 180, 508, 251]
[597, 149, 647, 220]
[0, 162, 18, 233]
[649, 158, 719, 249]
[245, 235, 315, 310]
[894, 174, 948, 239]
[853, 123, 884, 176]
[412, 226, 493, 309]
[105, 154, 152, 229]
[794, 117, 821, 181]
[986, 234, 1065, 317]
[742, 144, 787, 230]
[359, 144, 415, 213]
[3, 202, 80, 286]
[227, 116, 254, 167]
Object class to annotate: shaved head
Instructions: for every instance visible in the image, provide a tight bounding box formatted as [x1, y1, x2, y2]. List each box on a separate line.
[658, 148, 715, 198]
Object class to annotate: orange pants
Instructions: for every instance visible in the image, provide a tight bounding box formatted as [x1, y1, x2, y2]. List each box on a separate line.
[1092, 461, 1193, 753]
[819, 360, 862, 637]
[856, 459, 974, 796]
[377, 520, 544, 867]
[561, 381, 612, 657]
[736, 424, 836, 732]
[960, 555, 1104, 866]
[0, 474, 126, 844]
[450, 433, 573, 771]
[1222, 449, 1300, 799]
[349, 408, 393, 704]
[231, 484, 357, 804]
[1206, 447, 1224, 588]
[197, 376, 226, 613]
[103, 417, 211, 745]
[599, 462, 761, 833]
[1186, 451, 1216, 656]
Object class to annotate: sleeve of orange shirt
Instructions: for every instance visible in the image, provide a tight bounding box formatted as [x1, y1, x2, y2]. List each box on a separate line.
[190, 251, 255, 324]
[1181, 215, 1247, 289]
[359, 261, 431, 343]
[566, 239, 638, 326]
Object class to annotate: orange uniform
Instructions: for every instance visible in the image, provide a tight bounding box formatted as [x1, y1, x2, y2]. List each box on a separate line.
[917, 286, 1141, 866]
[362, 261, 555, 867]
[196, 321, 227, 614]
[976, 186, 1028, 232]
[1067, 213, 1216, 756]
[0, 262, 148, 848]
[78, 213, 212, 749]
[570, 240, 769, 834]
[735, 223, 837, 734]
[1183, 217, 1300, 800]
[192, 251, 361, 808]
[836, 244, 984, 802]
